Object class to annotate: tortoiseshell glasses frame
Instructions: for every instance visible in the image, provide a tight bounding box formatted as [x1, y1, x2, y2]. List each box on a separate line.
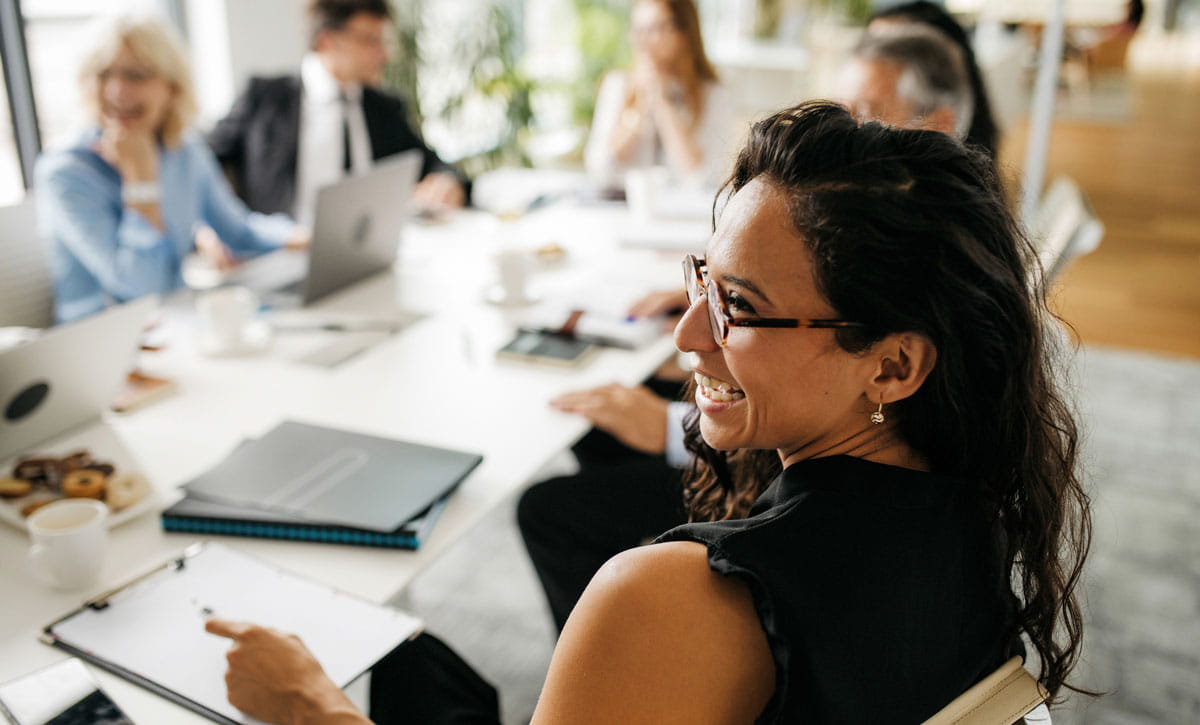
[682, 254, 865, 347]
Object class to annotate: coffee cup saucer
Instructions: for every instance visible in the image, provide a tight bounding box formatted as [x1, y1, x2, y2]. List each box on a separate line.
[198, 320, 272, 357]
[484, 285, 539, 307]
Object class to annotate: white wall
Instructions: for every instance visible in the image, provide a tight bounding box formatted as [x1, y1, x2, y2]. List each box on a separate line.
[186, 0, 306, 126]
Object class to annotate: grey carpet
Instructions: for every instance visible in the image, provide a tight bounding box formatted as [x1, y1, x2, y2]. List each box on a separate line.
[400, 344, 1200, 724]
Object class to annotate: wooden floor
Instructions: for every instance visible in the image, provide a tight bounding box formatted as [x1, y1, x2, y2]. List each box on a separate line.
[1000, 33, 1200, 359]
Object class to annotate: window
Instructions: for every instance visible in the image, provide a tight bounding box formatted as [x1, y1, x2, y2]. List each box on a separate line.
[21, 0, 154, 150]
[0, 53, 25, 205]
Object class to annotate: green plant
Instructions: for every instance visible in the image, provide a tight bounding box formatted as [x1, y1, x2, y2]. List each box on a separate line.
[811, 0, 871, 26]
[571, 0, 631, 127]
[443, 0, 538, 173]
[382, 0, 424, 129]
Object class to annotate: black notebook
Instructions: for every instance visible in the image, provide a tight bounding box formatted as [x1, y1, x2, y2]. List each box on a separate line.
[163, 420, 482, 544]
[162, 494, 448, 549]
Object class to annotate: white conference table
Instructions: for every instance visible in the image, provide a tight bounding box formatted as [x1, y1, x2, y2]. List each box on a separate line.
[0, 200, 706, 722]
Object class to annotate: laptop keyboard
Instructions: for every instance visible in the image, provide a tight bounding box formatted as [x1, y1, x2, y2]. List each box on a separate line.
[230, 251, 307, 294]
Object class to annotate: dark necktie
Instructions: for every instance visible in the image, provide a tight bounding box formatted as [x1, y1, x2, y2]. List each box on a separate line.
[340, 94, 352, 173]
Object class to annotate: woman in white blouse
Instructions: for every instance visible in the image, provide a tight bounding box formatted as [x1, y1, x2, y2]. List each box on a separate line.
[584, 0, 735, 191]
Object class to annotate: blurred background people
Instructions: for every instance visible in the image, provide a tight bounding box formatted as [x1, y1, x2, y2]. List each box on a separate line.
[867, 0, 1000, 164]
[583, 0, 735, 192]
[837, 26, 974, 142]
[35, 15, 303, 323]
[207, 0, 467, 226]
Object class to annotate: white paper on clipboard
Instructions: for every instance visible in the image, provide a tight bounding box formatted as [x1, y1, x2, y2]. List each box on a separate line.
[43, 542, 422, 724]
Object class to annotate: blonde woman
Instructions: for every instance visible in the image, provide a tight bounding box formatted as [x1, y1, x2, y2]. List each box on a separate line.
[35, 15, 304, 322]
[584, 0, 735, 190]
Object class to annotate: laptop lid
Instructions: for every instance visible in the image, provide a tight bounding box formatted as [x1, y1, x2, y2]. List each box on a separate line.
[303, 150, 423, 305]
[0, 296, 156, 460]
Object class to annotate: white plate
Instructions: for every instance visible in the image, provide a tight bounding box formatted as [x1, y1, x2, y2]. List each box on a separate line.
[0, 421, 159, 531]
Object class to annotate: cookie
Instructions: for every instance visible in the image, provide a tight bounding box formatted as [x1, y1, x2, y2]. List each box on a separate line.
[62, 469, 108, 499]
[105, 474, 149, 511]
[13, 457, 56, 482]
[58, 450, 96, 473]
[20, 498, 56, 518]
[0, 477, 32, 499]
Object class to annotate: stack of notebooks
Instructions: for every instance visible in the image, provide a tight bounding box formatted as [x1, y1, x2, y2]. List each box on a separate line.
[162, 421, 482, 549]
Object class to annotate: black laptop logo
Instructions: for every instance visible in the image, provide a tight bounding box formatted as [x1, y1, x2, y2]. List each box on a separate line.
[351, 214, 372, 249]
[5, 381, 50, 422]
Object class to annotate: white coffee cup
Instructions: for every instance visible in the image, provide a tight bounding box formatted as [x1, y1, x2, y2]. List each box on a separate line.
[625, 166, 669, 221]
[197, 286, 259, 350]
[27, 499, 108, 590]
[491, 249, 533, 305]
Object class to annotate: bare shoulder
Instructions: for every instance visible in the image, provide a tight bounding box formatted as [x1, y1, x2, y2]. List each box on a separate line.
[532, 541, 775, 725]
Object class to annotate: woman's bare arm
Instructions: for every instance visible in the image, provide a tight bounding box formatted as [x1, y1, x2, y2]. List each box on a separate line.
[532, 541, 775, 724]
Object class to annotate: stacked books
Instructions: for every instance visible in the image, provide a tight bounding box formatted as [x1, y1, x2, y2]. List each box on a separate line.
[161, 421, 482, 549]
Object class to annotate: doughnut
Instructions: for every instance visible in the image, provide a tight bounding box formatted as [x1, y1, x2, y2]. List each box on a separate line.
[0, 477, 32, 499]
[20, 498, 55, 518]
[62, 469, 108, 499]
[105, 474, 149, 511]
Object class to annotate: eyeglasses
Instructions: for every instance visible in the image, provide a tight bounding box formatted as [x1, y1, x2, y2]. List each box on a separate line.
[97, 67, 156, 85]
[682, 254, 864, 347]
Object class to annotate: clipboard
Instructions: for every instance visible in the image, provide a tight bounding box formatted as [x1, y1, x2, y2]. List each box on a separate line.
[40, 542, 422, 724]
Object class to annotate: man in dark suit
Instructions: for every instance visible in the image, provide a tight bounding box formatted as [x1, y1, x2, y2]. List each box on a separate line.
[208, 0, 465, 224]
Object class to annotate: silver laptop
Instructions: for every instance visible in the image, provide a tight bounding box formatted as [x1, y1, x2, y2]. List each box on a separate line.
[0, 296, 156, 460]
[233, 150, 423, 306]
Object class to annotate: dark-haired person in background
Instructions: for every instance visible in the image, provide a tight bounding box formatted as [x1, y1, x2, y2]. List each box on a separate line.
[207, 0, 466, 226]
[868, 0, 1000, 163]
[204, 102, 1090, 723]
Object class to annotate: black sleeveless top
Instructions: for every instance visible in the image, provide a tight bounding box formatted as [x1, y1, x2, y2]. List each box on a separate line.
[656, 455, 1018, 724]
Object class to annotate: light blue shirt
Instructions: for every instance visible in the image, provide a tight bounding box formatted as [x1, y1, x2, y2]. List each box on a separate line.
[665, 401, 692, 469]
[35, 129, 294, 322]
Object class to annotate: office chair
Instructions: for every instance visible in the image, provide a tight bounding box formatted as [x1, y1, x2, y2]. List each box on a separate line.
[922, 656, 1051, 724]
[0, 196, 55, 328]
[1031, 176, 1105, 284]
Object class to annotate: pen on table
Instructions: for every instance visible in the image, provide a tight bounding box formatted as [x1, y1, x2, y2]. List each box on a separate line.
[271, 322, 402, 334]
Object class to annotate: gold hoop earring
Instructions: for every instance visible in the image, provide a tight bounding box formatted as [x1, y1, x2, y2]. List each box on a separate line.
[870, 397, 885, 425]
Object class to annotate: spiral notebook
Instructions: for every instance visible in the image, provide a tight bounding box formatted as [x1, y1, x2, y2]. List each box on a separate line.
[161, 493, 447, 549]
[41, 542, 422, 724]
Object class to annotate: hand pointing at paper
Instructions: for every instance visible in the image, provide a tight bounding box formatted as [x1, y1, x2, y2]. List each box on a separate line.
[205, 618, 370, 725]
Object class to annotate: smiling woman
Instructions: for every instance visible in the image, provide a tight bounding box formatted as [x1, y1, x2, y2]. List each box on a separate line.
[665, 101, 1093, 720]
[33, 15, 304, 322]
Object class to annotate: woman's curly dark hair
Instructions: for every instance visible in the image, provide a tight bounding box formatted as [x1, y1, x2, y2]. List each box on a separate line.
[680, 101, 1091, 701]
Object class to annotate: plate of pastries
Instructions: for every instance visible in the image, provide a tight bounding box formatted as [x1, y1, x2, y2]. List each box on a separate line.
[0, 447, 154, 530]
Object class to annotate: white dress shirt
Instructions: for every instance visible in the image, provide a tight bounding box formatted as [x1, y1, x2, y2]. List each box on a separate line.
[293, 54, 373, 225]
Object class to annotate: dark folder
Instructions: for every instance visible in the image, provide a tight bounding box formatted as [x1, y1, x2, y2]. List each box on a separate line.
[168, 420, 482, 537]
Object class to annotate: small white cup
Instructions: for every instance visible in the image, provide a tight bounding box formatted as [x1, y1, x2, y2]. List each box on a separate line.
[27, 499, 108, 590]
[625, 166, 669, 221]
[491, 249, 533, 305]
[197, 286, 259, 350]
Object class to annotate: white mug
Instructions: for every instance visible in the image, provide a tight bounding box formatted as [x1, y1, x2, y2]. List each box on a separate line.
[625, 166, 669, 221]
[27, 499, 108, 590]
[197, 285, 258, 349]
[492, 249, 532, 305]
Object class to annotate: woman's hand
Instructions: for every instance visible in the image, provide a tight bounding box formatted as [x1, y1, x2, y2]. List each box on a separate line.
[413, 172, 466, 210]
[95, 125, 158, 183]
[193, 226, 238, 272]
[205, 619, 370, 725]
[551, 383, 670, 455]
[285, 225, 312, 250]
[627, 289, 689, 325]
